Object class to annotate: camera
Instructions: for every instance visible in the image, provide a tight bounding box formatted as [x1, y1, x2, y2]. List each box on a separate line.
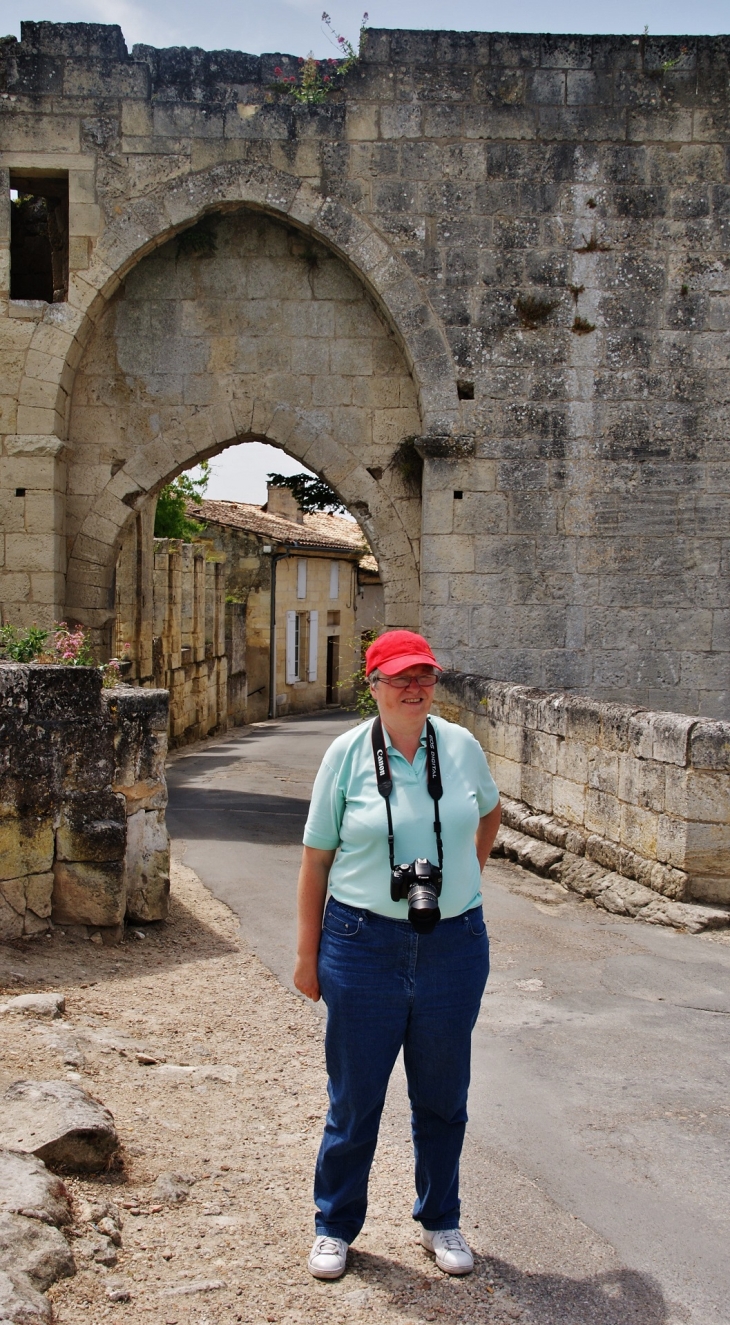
[391, 858, 443, 934]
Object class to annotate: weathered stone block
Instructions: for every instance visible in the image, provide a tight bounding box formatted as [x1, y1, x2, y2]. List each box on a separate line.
[55, 792, 126, 863]
[552, 775, 585, 825]
[587, 748, 619, 796]
[52, 860, 126, 928]
[618, 754, 666, 812]
[25, 874, 53, 919]
[689, 720, 730, 771]
[0, 892, 24, 942]
[0, 820, 54, 883]
[521, 764, 553, 813]
[665, 766, 730, 824]
[523, 728, 559, 774]
[124, 809, 170, 923]
[620, 803, 659, 858]
[649, 711, 695, 765]
[585, 788, 622, 841]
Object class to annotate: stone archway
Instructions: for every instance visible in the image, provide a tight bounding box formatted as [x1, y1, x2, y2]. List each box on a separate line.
[65, 205, 427, 639]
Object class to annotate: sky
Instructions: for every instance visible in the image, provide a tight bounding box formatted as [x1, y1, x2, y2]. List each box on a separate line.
[201, 442, 316, 506]
[7, 0, 725, 502]
[2, 0, 728, 53]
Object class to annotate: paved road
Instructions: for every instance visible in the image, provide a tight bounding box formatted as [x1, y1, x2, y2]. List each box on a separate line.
[167, 711, 730, 1325]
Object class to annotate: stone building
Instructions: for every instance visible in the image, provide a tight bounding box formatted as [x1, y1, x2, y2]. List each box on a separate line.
[192, 485, 373, 723]
[113, 482, 377, 735]
[1, 22, 730, 716]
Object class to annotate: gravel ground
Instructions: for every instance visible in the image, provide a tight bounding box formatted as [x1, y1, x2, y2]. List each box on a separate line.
[0, 860, 528, 1325]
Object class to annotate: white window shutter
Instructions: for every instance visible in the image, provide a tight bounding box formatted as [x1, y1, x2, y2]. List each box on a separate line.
[285, 611, 297, 684]
[329, 560, 339, 600]
[297, 559, 307, 600]
[308, 611, 319, 682]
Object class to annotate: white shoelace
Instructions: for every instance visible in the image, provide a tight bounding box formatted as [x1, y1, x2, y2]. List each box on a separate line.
[313, 1236, 344, 1256]
[437, 1230, 469, 1251]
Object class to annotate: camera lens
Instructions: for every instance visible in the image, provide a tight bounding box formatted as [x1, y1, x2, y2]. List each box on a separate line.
[407, 881, 441, 934]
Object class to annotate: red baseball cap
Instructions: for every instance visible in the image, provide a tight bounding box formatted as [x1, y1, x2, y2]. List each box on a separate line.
[365, 630, 442, 677]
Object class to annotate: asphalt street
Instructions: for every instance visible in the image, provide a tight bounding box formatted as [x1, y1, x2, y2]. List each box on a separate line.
[167, 711, 730, 1325]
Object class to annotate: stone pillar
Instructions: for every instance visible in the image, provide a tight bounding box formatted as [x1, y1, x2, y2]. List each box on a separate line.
[0, 436, 67, 630]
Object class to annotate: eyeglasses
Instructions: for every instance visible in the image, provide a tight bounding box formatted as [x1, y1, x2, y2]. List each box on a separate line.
[372, 673, 438, 689]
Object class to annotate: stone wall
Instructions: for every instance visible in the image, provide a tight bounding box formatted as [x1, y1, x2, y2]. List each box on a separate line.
[0, 664, 170, 942]
[1, 23, 730, 714]
[114, 512, 228, 747]
[434, 671, 730, 906]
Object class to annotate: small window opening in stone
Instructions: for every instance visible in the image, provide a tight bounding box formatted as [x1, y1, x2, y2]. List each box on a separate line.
[15, 488, 25, 497]
[457, 380, 475, 400]
[453, 490, 463, 500]
[327, 610, 341, 626]
[9, 171, 69, 302]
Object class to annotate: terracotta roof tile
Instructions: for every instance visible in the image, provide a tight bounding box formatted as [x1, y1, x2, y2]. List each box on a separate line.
[193, 499, 370, 555]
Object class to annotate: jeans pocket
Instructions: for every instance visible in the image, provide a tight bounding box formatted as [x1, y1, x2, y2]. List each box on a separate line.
[322, 903, 363, 939]
[467, 906, 486, 938]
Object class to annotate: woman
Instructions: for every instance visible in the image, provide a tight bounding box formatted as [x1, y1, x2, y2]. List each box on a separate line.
[294, 629, 501, 1281]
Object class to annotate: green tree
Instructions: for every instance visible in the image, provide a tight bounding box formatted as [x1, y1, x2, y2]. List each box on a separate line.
[154, 463, 211, 539]
[267, 471, 345, 514]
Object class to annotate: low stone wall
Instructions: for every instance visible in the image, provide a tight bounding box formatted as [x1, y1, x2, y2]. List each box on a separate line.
[0, 666, 170, 942]
[434, 673, 730, 907]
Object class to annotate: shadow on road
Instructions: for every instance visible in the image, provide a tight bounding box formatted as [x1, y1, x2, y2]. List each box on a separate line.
[166, 789, 310, 844]
[346, 1251, 668, 1325]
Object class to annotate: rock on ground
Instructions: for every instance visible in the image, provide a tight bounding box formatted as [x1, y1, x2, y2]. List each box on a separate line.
[0, 1267, 52, 1324]
[0, 1150, 71, 1226]
[0, 1081, 118, 1172]
[0, 1150, 75, 1324]
[0, 1212, 74, 1292]
[0, 993, 65, 1019]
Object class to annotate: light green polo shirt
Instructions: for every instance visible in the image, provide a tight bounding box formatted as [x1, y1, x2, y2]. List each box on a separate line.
[303, 714, 500, 920]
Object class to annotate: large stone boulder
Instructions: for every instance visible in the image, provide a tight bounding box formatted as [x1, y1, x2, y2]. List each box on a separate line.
[0, 1150, 75, 1324]
[0, 1213, 74, 1292]
[0, 1081, 118, 1173]
[0, 1150, 71, 1226]
[0, 1267, 51, 1324]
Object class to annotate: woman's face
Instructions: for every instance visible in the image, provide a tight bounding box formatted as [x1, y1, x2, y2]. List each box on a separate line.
[369, 665, 438, 728]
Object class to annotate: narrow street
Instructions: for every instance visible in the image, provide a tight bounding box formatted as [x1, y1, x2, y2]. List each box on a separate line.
[167, 712, 730, 1325]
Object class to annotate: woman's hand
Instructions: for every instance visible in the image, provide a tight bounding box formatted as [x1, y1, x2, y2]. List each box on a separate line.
[294, 953, 321, 1002]
[476, 801, 502, 871]
[294, 845, 336, 1002]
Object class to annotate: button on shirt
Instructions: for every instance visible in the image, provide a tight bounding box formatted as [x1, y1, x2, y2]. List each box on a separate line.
[303, 714, 500, 920]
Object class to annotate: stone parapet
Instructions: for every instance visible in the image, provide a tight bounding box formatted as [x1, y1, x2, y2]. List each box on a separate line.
[0, 665, 169, 942]
[434, 671, 730, 907]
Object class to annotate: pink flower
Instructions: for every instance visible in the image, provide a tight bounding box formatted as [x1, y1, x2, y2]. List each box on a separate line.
[274, 66, 283, 76]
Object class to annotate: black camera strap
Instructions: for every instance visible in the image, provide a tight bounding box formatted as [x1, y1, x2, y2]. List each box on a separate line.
[371, 716, 444, 874]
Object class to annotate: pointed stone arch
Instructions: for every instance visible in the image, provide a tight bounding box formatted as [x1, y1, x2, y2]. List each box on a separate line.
[63, 200, 439, 636]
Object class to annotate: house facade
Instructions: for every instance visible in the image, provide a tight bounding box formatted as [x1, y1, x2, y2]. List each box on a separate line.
[195, 486, 377, 725]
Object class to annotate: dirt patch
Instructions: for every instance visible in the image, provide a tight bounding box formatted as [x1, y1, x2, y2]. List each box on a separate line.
[0, 861, 523, 1325]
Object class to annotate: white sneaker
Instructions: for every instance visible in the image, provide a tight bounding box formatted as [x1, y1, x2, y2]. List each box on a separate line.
[307, 1235, 348, 1280]
[421, 1227, 474, 1275]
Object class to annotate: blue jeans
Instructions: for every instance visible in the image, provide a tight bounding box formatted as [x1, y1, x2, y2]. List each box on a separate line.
[314, 896, 489, 1244]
